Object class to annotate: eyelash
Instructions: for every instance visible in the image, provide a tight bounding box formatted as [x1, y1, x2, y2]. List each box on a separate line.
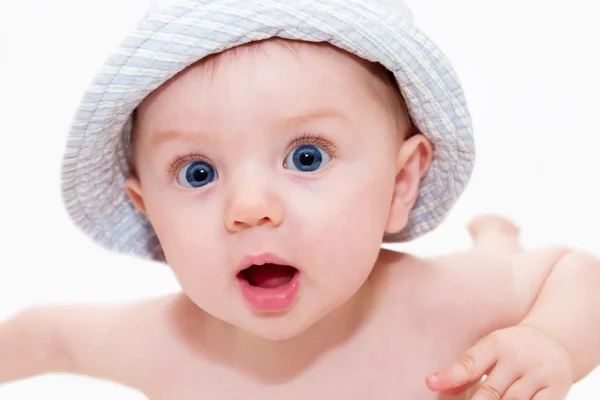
[166, 152, 211, 178]
[165, 132, 337, 178]
[287, 132, 338, 158]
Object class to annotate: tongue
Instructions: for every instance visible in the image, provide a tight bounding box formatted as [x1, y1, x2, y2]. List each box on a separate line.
[244, 264, 295, 288]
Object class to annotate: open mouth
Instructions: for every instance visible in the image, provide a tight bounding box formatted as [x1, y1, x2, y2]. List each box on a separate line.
[237, 263, 298, 289]
[236, 253, 301, 312]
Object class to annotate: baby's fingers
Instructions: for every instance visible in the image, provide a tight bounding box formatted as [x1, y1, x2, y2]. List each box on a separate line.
[532, 387, 569, 400]
[488, 377, 569, 400]
[427, 337, 497, 392]
[501, 378, 544, 399]
[469, 365, 521, 400]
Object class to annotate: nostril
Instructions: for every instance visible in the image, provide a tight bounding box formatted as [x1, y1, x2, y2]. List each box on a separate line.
[233, 216, 270, 229]
[225, 196, 284, 232]
[257, 216, 271, 225]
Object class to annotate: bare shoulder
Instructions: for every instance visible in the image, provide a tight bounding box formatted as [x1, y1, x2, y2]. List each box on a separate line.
[373, 248, 514, 308]
[373, 245, 569, 338]
[54, 292, 204, 394]
[371, 249, 510, 331]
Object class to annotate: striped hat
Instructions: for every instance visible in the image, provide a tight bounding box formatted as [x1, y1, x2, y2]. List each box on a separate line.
[61, 0, 475, 263]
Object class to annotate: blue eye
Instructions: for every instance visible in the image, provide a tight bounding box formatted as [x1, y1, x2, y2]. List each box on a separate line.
[284, 144, 331, 172]
[177, 161, 218, 188]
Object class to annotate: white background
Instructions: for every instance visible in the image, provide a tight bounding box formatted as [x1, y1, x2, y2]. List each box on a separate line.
[1, 0, 599, 398]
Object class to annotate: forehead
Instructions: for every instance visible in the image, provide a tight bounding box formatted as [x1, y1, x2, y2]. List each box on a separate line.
[134, 39, 404, 139]
[195, 39, 398, 93]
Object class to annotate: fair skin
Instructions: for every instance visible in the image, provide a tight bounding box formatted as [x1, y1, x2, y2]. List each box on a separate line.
[2, 39, 600, 399]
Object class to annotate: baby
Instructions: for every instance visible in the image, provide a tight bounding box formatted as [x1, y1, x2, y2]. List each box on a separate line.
[2, 0, 600, 399]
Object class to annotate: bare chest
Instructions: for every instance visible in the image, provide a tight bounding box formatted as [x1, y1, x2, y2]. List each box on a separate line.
[145, 318, 478, 400]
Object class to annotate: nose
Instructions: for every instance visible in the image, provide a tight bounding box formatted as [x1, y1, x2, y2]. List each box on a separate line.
[223, 178, 284, 233]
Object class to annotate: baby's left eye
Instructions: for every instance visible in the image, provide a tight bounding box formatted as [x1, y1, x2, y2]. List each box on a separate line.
[284, 144, 331, 172]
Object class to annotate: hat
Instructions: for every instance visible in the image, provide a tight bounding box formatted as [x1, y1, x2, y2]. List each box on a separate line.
[61, 0, 475, 263]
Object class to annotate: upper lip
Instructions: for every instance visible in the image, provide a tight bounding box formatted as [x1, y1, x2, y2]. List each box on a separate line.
[237, 252, 294, 272]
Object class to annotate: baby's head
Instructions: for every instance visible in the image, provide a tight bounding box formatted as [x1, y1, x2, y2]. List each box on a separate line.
[60, 0, 474, 341]
[124, 39, 432, 339]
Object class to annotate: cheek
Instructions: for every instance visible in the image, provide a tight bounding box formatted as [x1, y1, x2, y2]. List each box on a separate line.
[142, 186, 224, 282]
[302, 157, 395, 238]
[290, 166, 395, 285]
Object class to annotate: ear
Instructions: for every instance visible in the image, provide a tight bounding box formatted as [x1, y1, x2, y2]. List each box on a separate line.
[384, 134, 433, 234]
[124, 177, 147, 216]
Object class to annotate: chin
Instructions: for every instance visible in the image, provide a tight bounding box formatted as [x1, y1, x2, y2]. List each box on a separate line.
[239, 311, 318, 342]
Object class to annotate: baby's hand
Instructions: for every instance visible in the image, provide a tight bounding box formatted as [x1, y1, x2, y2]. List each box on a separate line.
[426, 325, 574, 399]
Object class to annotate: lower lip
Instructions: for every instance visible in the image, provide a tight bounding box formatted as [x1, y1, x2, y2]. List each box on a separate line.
[237, 271, 301, 313]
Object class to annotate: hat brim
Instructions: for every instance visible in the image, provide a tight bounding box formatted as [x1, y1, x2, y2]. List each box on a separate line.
[61, 0, 475, 262]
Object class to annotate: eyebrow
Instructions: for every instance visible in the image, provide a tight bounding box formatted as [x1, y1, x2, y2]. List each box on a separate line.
[149, 107, 348, 146]
[278, 107, 348, 127]
[150, 128, 201, 147]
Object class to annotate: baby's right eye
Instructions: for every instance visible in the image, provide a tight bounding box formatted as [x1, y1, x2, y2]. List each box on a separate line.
[177, 161, 218, 188]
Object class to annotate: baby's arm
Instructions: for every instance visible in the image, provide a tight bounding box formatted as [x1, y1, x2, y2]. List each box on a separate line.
[470, 216, 600, 380]
[429, 216, 600, 398]
[0, 307, 66, 383]
[513, 247, 600, 381]
[0, 297, 168, 392]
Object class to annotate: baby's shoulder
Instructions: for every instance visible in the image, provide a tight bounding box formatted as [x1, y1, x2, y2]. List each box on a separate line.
[377, 244, 569, 290]
[374, 245, 569, 339]
[374, 247, 513, 297]
[372, 249, 528, 339]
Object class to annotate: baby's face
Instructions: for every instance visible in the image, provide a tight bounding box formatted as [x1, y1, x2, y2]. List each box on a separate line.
[126, 40, 416, 340]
